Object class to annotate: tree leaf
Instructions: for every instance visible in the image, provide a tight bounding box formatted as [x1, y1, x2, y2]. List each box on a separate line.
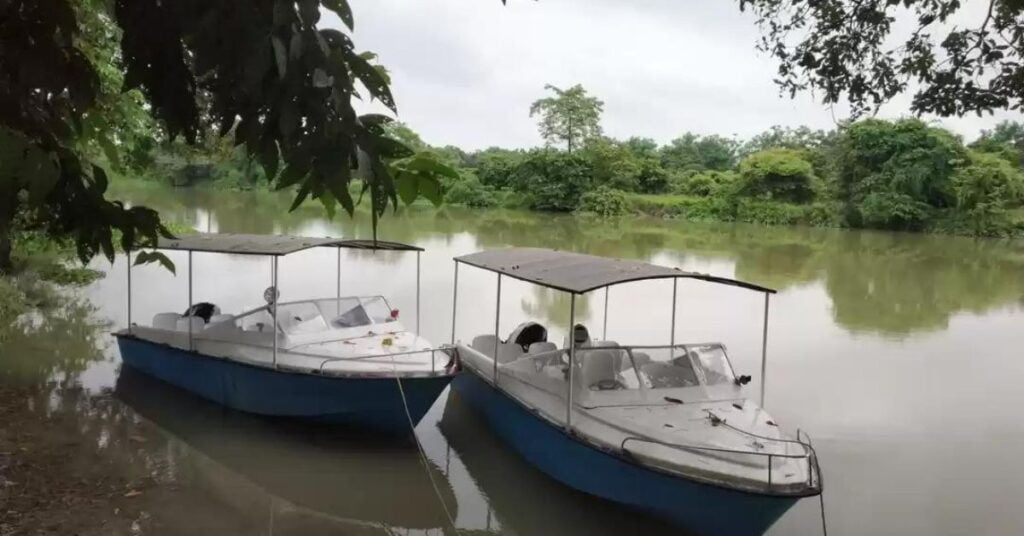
[276, 162, 309, 190]
[420, 177, 443, 206]
[346, 50, 396, 112]
[271, 36, 287, 78]
[312, 68, 332, 88]
[323, 0, 354, 30]
[289, 177, 314, 211]
[92, 164, 109, 194]
[258, 139, 280, 179]
[134, 251, 176, 274]
[98, 134, 122, 174]
[25, 149, 59, 206]
[396, 171, 418, 205]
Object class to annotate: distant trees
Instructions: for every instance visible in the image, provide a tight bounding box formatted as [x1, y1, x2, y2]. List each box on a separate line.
[529, 84, 604, 153]
[660, 134, 737, 173]
[835, 119, 965, 230]
[736, 149, 818, 203]
[512, 150, 594, 211]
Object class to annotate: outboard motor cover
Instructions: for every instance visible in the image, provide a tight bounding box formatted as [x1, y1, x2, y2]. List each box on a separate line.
[508, 321, 548, 351]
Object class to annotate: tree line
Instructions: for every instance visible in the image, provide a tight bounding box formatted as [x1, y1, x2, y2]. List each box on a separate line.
[398, 84, 1024, 238]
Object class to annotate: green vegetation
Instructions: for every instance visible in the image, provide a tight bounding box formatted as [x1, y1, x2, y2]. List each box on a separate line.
[379, 104, 1024, 236]
[529, 84, 604, 153]
[0, 0, 457, 274]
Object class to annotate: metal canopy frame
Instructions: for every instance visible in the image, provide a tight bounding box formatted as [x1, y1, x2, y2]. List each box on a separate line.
[454, 247, 777, 295]
[126, 232, 424, 369]
[450, 247, 776, 431]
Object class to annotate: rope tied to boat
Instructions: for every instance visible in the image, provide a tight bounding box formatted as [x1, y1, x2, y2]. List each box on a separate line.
[389, 354, 460, 534]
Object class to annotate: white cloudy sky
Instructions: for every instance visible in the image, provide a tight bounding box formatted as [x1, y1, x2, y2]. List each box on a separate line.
[324, 0, 1019, 150]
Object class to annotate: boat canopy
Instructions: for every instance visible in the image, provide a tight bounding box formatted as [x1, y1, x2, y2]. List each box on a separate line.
[454, 247, 775, 294]
[154, 233, 423, 256]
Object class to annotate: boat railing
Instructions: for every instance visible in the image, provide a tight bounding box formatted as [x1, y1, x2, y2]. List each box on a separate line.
[620, 434, 820, 492]
[316, 346, 456, 375]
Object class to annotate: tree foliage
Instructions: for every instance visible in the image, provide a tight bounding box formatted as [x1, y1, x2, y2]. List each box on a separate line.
[512, 150, 594, 211]
[740, 0, 1024, 117]
[0, 0, 447, 272]
[529, 84, 604, 153]
[737, 149, 818, 203]
[660, 134, 737, 173]
[951, 151, 1024, 235]
[835, 119, 965, 230]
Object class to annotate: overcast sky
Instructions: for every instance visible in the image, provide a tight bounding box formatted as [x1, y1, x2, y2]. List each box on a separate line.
[323, 0, 1019, 151]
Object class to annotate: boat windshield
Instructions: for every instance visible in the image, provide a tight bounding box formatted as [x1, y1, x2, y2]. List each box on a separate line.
[237, 297, 396, 336]
[565, 344, 735, 393]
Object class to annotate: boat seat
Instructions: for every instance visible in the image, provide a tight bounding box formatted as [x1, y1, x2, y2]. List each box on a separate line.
[497, 342, 525, 364]
[528, 342, 558, 355]
[471, 334, 524, 363]
[471, 334, 498, 355]
[175, 316, 205, 333]
[208, 314, 234, 325]
[152, 312, 181, 331]
[580, 349, 623, 391]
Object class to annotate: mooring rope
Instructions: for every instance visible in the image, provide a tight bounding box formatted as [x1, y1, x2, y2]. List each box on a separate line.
[391, 355, 459, 534]
[819, 489, 829, 536]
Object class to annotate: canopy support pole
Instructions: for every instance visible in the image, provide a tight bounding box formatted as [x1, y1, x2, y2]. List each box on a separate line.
[493, 274, 502, 385]
[760, 292, 770, 407]
[272, 256, 279, 368]
[126, 250, 132, 335]
[187, 251, 193, 351]
[416, 250, 422, 336]
[450, 262, 459, 344]
[670, 279, 678, 349]
[602, 287, 609, 340]
[566, 294, 576, 431]
[336, 247, 341, 302]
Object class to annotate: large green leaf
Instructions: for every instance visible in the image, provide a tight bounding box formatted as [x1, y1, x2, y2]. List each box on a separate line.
[396, 171, 419, 205]
[404, 153, 460, 178]
[134, 250, 176, 274]
[346, 50, 396, 112]
[24, 149, 59, 206]
[420, 176, 443, 206]
[323, 0, 354, 30]
[271, 35, 287, 78]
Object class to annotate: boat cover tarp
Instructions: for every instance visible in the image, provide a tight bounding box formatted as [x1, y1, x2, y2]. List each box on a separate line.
[155, 233, 423, 256]
[455, 247, 775, 294]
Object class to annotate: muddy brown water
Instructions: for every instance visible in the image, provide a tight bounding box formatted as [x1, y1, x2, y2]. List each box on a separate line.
[3, 183, 1024, 535]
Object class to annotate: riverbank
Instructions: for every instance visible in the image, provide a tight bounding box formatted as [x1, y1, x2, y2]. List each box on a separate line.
[619, 193, 1024, 237]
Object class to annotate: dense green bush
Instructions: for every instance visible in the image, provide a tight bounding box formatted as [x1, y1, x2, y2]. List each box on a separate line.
[475, 149, 523, 189]
[444, 178, 499, 208]
[736, 149, 817, 203]
[949, 152, 1024, 235]
[578, 186, 630, 216]
[836, 118, 965, 230]
[671, 170, 739, 197]
[511, 150, 594, 211]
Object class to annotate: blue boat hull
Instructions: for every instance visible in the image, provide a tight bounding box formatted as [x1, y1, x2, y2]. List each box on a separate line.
[452, 371, 800, 535]
[116, 335, 454, 436]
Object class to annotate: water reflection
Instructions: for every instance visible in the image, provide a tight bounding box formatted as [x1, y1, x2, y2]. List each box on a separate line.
[115, 368, 457, 532]
[112, 182, 1024, 337]
[0, 297, 109, 387]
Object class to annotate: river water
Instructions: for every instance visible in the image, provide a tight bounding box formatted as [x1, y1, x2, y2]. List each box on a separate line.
[4, 183, 1024, 535]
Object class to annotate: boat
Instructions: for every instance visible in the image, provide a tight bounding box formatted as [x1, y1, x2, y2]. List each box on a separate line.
[115, 367, 459, 531]
[449, 247, 823, 535]
[438, 388, 681, 535]
[114, 233, 458, 435]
